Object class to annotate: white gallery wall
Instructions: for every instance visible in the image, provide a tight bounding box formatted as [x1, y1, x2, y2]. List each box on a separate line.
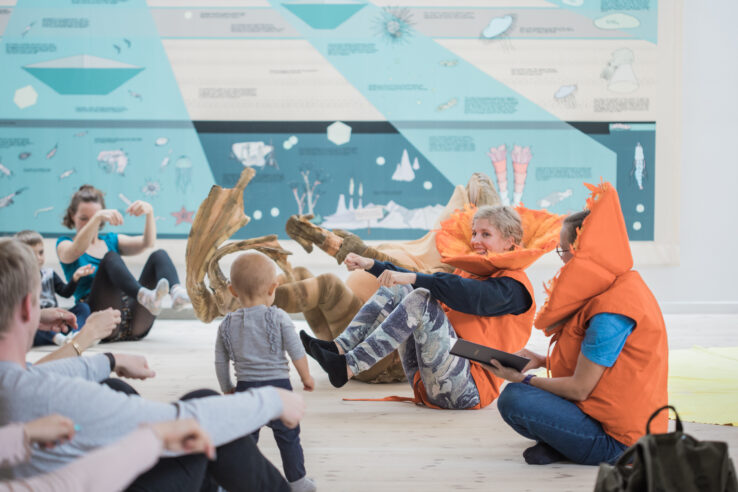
[639, 0, 738, 312]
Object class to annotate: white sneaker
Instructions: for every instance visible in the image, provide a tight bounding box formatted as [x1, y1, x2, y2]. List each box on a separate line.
[170, 284, 192, 311]
[289, 476, 316, 492]
[137, 278, 169, 316]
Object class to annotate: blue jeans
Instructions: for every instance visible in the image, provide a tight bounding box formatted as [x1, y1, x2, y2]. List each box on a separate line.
[236, 379, 305, 483]
[497, 383, 628, 465]
[33, 302, 91, 346]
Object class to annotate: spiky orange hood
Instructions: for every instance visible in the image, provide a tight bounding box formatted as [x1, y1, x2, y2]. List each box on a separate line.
[535, 181, 633, 333]
[435, 205, 563, 276]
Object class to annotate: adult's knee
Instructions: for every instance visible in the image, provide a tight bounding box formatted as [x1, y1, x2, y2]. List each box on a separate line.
[180, 388, 219, 401]
[150, 249, 171, 262]
[102, 378, 140, 396]
[497, 383, 528, 423]
[100, 250, 122, 265]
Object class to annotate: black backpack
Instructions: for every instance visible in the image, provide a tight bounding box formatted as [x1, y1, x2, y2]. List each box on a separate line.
[595, 405, 738, 492]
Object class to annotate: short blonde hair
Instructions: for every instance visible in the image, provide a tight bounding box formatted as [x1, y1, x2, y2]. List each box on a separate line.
[14, 230, 43, 247]
[230, 251, 277, 299]
[473, 205, 523, 248]
[0, 239, 40, 334]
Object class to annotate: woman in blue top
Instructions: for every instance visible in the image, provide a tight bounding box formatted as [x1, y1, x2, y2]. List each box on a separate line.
[56, 185, 191, 341]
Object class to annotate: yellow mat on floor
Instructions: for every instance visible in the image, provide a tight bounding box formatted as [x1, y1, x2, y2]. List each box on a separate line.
[668, 346, 738, 426]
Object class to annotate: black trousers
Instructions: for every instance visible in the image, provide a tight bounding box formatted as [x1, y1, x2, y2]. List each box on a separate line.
[101, 380, 290, 492]
[87, 250, 179, 340]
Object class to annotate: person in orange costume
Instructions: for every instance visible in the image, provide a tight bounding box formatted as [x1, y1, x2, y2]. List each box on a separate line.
[485, 181, 668, 465]
[302, 204, 561, 409]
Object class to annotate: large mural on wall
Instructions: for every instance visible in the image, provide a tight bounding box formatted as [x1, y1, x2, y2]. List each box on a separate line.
[0, 0, 679, 257]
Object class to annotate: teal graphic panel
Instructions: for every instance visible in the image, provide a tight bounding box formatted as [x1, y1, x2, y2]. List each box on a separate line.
[0, 0, 214, 236]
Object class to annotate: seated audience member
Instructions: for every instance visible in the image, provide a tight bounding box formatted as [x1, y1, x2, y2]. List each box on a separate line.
[57, 185, 190, 342]
[484, 182, 668, 465]
[14, 230, 93, 346]
[304, 205, 537, 410]
[1, 414, 213, 492]
[0, 238, 304, 491]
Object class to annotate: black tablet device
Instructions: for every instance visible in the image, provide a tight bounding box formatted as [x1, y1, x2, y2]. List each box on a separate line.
[450, 339, 530, 373]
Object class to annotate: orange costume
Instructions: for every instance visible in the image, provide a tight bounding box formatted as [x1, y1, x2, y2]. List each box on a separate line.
[410, 206, 562, 409]
[535, 182, 668, 446]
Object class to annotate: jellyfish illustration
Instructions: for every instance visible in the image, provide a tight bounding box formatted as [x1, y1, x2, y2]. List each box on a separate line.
[511, 145, 532, 206]
[631, 143, 646, 190]
[487, 144, 510, 206]
[554, 84, 577, 109]
[175, 155, 192, 193]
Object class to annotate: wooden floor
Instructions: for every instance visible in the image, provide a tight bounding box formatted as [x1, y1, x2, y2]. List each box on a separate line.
[28, 314, 738, 491]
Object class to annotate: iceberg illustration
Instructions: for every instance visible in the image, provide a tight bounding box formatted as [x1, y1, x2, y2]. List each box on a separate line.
[282, 1, 366, 30]
[23, 55, 144, 95]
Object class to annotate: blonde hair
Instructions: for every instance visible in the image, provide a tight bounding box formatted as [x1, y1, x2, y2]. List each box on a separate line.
[473, 205, 523, 248]
[14, 230, 43, 247]
[0, 239, 40, 334]
[230, 251, 277, 299]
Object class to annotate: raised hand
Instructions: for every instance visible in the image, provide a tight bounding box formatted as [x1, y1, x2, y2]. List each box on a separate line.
[95, 209, 124, 226]
[126, 200, 153, 217]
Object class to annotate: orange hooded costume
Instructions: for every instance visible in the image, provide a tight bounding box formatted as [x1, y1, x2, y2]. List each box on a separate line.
[535, 182, 668, 445]
[410, 205, 562, 409]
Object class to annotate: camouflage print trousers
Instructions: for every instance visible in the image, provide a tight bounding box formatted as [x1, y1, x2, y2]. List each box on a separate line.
[336, 285, 480, 409]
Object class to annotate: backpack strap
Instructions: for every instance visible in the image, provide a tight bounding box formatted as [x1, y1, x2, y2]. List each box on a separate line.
[646, 405, 682, 434]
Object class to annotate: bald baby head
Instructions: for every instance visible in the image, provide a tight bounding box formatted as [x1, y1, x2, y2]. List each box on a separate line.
[229, 251, 278, 301]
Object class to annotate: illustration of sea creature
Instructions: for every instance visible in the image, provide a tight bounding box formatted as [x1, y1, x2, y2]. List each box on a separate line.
[21, 21, 35, 37]
[46, 144, 58, 159]
[34, 206, 54, 217]
[538, 189, 573, 209]
[511, 145, 532, 206]
[160, 149, 173, 170]
[123, 38, 131, 48]
[59, 168, 76, 180]
[439, 59, 458, 67]
[482, 15, 513, 39]
[554, 84, 577, 108]
[231, 142, 274, 168]
[436, 97, 458, 111]
[175, 156, 193, 193]
[373, 6, 414, 44]
[18, 152, 31, 160]
[487, 144, 510, 205]
[155, 137, 168, 147]
[128, 90, 142, 101]
[0, 162, 12, 178]
[97, 149, 128, 175]
[631, 142, 646, 190]
[113, 44, 121, 55]
[0, 188, 27, 208]
[141, 179, 161, 197]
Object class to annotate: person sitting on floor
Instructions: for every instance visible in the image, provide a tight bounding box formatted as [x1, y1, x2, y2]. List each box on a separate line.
[14, 230, 93, 347]
[303, 204, 560, 410]
[0, 414, 213, 492]
[0, 238, 305, 491]
[56, 184, 191, 342]
[483, 182, 668, 466]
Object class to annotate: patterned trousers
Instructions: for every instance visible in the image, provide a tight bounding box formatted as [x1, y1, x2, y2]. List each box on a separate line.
[336, 285, 480, 409]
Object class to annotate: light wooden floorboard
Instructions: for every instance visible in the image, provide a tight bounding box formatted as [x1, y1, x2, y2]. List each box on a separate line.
[28, 316, 738, 491]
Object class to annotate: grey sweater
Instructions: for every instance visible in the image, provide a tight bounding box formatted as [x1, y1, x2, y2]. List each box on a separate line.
[214, 305, 306, 392]
[0, 355, 282, 479]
